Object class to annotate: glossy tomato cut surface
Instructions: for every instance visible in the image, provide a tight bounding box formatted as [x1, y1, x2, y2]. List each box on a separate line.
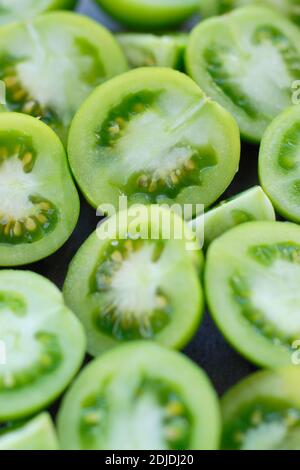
[0, 12, 127, 143]
[222, 368, 300, 450]
[0, 413, 59, 450]
[68, 67, 240, 215]
[95, 0, 200, 29]
[199, 0, 300, 25]
[259, 105, 300, 223]
[205, 221, 300, 368]
[63, 205, 203, 356]
[186, 7, 300, 142]
[0, 113, 79, 266]
[58, 342, 221, 450]
[190, 186, 275, 249]
[0, 270, 86, 421]
[0, 0, 77, 25]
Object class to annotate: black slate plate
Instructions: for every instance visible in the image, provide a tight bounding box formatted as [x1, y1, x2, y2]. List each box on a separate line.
[31, 0, 258, 405]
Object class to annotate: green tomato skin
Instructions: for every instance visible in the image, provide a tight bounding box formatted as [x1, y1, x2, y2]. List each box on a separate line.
[221, 368, 300, 450]
[0, 12, 128, 145]
[259, 106, 300, 224]
[0, 413, 59, 450]
[95, 0, 200, 29]
[57, 342, 221, 450]
[190, 186, 275, 249]
[0, 0, 78, 25]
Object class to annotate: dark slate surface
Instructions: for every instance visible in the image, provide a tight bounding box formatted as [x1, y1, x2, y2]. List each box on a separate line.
[34, 0, 258, 399]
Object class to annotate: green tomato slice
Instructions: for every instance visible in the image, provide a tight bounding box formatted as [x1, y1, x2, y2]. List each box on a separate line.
[68, 67, 240, 215]
[186, 6, 300, 142]
[57, 342, 221, 450]
[0, 413, 59, 450]
[199, 0, 300, 26]
[0, 11, 127, 143]
[205, 220, 300, 368]
[190, 186, 275, 249]
[0, 113, 79, 266]
[222, 368, 300, 450]
[63, 205, 203, 356]
[0, 270, 86, 421]
[0, 0, 77, 25]
[259, 105, 300, 223]
[117, 33, 187, 70]
[95, 0, 200, 29]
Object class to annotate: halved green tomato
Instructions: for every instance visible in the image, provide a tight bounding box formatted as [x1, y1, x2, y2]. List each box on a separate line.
[0, 11, 127, 143]
[199, 0, 300, 25]
[0, 270, 86, 421]
[186, 7, 300, 142]
[57, 342, 221, 450]
[190, 186, 275, 249]
[222, 368, 300, 450]
[117, 33, 187, 70]
[0, 413, 59, 450]
[68, 67, 240, 216]
[0, 113, 79, 266]
[259, 106, 300, 223]
[63, 205, 203, 356]
[205, 221, 300, 368]
[95, 0, 200, 29]
[0, 0, 77, 25]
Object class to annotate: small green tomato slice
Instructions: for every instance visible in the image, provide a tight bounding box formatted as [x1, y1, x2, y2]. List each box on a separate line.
[205, 220, 300, 368]
[0, 270, 86, 421]
[0, 11, 127, 143]
[259, 105, 300, 223]
[0, 113, 79, 266]
[68, 67, 240, 215]
[57, 342, 221, 450]
[63, 205, 203, 356]
[0, 413, 59, 450]
[0, 0, 77, 25]
[222, 368, 300, 450]
[186, 7, 300, 142]
[199, 0, 300, 25]
[117, 33, 187, 70]
[190, 186, 275, 249]
[95, 0, 200, 29]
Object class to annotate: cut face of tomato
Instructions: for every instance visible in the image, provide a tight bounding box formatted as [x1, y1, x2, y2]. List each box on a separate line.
[0, 413, 59, 450]
[186, 7, 300, 142]
[199, 0, 300, 25]
[0, 0, 77, 25]
[0, 113, 79, 266]
[63, 205, 203, 356]
[95, 0, 200, 29]
[68, 67, 240, 216]
[190, 186, 275, 249]
[57, 342, 221, 450]
[222, 368, 300, 450]
[117, 33, 187, 70]
[259, 105, 300, 223]
[0, 12, 127, 143]
[0, 270, 86, 421]
[205, 221, 300, 368]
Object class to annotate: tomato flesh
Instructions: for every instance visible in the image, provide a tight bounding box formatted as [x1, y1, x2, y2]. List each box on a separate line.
[68, 67, 240, 215]
[58, 342, 221, 450]
[205, 221, 300, 368]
